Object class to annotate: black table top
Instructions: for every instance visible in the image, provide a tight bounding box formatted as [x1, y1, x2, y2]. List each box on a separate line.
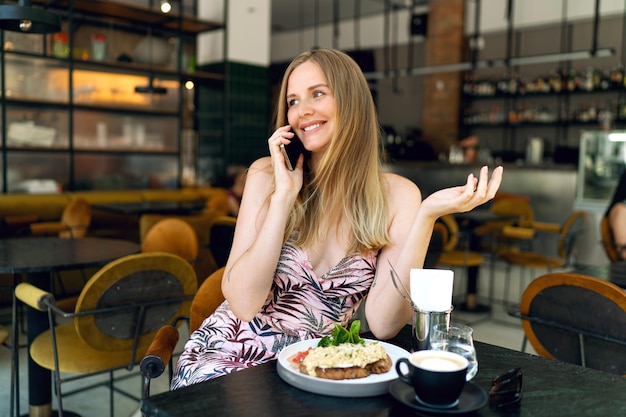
[141, 326, 626, 417]
[0, 236, 140, 273]
[92, 200, 206, 215]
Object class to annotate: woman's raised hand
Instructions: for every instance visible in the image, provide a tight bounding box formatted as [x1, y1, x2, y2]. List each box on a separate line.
[421, 166, 503, 217]
[267, 126, 304, 196]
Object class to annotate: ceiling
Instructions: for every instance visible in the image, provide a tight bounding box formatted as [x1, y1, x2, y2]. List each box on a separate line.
[270, 0, 426, 33]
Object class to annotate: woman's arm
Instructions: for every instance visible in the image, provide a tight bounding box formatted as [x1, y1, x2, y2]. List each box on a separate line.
[365, 166, 503, 340]
[609, 203, 626, 260]
[222, 127, 303, 321]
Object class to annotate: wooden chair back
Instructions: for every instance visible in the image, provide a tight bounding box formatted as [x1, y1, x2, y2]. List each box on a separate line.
[557, 211, 587, 262]
[190, 267, 226, 332]
[60, 198, 92, 238]
[29, 197, 92, 238]
[74, 252, 197, 352]
[601, 216, 620, 262]
[142, 218, 199, 262]
[436, 215, 484, 268]
[520, 272, 626, 375]
[438, 215, 460, 252]
[490, 197, 535, 227]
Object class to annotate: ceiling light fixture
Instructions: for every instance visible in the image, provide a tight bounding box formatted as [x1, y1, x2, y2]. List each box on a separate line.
[160, 0, 172, 14]
[363, 48, 615, 81]
[608, 133, 626, 142]
[0, 0, 61, 34]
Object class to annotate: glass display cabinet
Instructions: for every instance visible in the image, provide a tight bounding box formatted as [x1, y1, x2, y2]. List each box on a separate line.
[0, 0, 225, 192]
[575, 129, 625, 265]
[577, 130, 626, 205]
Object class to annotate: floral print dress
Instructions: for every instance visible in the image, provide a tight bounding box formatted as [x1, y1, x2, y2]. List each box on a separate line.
[171, 241, 378, 389]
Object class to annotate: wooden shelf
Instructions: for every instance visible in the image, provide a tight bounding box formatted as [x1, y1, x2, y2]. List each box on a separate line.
[33, 0, 223, 35]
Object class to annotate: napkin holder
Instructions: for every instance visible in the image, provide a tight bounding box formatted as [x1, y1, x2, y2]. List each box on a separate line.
[411, 306, 453, 352]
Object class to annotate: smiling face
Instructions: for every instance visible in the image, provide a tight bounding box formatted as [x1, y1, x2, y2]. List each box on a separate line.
[286, 60, 336, 163]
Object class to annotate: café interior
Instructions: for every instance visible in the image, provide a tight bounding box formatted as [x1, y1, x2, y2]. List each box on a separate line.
[0, 1, 625, 416]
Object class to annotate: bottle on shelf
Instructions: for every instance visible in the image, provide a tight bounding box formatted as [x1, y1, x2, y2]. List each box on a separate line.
[53, 33, 70, 59]
[91, 33, 106, 61]
[610, 65, 624, 89]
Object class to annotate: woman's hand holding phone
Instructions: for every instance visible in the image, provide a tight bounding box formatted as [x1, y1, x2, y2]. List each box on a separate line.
[268, 126, 304, 197]
[280, 129, 306, 171]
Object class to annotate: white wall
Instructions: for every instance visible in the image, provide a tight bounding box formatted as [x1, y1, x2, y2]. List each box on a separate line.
[271, 9, 414, 63]
[198, 0, 271, 67]
[271, 0, 626, 64]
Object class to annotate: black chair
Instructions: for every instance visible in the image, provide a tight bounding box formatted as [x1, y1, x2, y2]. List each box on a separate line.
[208, 216, 237, 268]
[14, 252, 197, 417]
[510, 272, 626, 375]
[424, 222, 445, 269]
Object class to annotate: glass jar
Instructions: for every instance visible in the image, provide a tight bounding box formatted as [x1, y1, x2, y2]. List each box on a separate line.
[91, 33, 106, 61]
[53, 33, 70, 59]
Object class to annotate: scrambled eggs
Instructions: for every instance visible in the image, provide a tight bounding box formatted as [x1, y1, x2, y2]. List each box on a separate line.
[300, 342, 387, 376]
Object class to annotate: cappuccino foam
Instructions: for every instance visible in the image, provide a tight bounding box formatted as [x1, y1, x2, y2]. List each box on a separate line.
[411, 351, 466, 371]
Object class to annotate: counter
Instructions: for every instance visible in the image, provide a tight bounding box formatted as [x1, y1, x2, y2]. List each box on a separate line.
[387, 162, 578, 259]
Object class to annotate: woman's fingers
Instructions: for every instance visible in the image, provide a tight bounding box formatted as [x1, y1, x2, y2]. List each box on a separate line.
[486, 166, 504, 197]
[462, 166, 503, 209]
[268, 126, 295, 165]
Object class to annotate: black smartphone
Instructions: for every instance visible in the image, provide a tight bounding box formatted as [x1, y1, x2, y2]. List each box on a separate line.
[280, 130, 306, 171]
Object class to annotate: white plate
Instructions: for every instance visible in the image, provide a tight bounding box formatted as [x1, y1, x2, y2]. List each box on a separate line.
[277, 338, 410, 397]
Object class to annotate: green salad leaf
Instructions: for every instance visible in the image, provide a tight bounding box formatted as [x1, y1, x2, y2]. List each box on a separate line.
[317, 320, 365, 347]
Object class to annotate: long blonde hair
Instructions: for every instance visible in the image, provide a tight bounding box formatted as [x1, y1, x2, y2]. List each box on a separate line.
[275, 49, 390, 255]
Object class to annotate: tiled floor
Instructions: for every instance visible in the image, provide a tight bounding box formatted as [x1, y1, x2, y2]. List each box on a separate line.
[0, 259, 542, 417]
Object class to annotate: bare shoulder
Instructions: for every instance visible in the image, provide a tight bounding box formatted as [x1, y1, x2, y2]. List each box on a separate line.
[240, 157, 273, 201]
[248, 156, 273, 176]
[246, 157, 273, 184]
[382, 172, 421, 204]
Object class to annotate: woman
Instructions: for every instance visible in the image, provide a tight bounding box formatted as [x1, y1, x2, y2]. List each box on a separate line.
[606, 168, 626, 260]
[225, 164, 247, 217]
[171, 49, 503, 388]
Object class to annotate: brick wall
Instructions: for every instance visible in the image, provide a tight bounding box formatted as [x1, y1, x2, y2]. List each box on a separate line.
[422, 0, 465, 155]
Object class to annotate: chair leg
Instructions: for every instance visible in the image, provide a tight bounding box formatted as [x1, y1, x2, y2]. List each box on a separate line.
[109, 370, 114, 417]
[54, 369, 65, 417]
[519, 267, 534, 303]
[11, 291, 20, 417]
[503, 263, 512, 307]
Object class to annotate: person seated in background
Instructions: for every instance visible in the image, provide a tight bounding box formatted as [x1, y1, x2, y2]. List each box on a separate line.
[606, 168, 626, 260]
[226, 165, 247, 217]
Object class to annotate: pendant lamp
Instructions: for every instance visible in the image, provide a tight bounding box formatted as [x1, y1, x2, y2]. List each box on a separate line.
[0, 0, 61, 34]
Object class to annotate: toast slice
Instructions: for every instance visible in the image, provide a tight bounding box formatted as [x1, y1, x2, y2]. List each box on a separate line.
[300, 353, 392, 380]
[297, 342, 392, 380]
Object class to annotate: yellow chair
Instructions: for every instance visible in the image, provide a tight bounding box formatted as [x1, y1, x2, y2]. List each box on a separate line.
[140, 267, 226, 398]
[27, 197, 94, 307]
[436, 215, 485, 310]
[208, 215, 237, 269]
[29, 197, 92, 238]
[513, 272, 626, 375]
[474, 196, 535, 254]
[15, 252, 197, 417]
[601, 215, 621, 262]
[497, 211, 588, 306]
[141, 217, 200, 263]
